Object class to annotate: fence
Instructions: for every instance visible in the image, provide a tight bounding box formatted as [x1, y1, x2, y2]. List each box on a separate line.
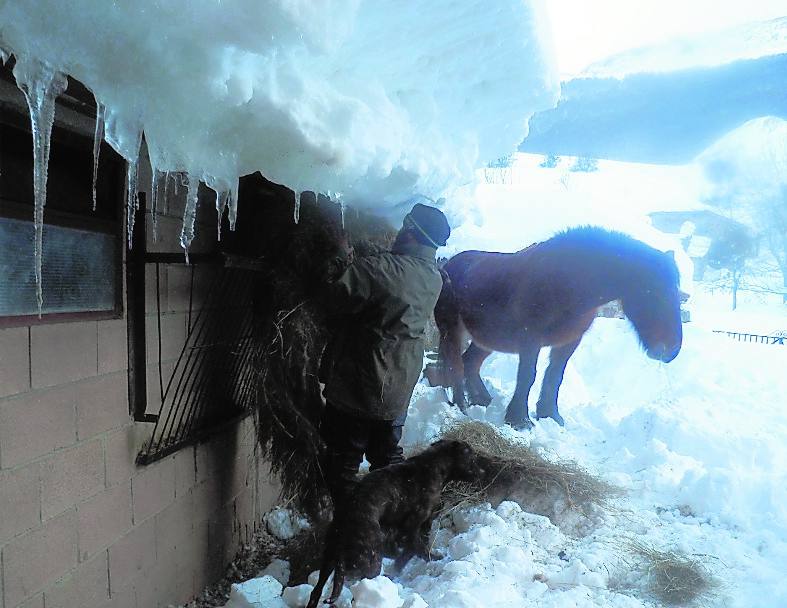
[712, 330, 786, 345]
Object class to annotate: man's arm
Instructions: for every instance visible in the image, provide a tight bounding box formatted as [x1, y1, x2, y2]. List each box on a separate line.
[323, 257, 376, 315]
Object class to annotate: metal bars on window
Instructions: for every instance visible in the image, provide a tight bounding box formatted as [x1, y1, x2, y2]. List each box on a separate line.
[135, 263, 260, 465]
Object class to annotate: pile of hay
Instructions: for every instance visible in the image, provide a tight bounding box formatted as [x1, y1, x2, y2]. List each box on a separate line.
[252, 195, 397, 517]
[439, 421, 621, 522]
[613, 539, 721, 606]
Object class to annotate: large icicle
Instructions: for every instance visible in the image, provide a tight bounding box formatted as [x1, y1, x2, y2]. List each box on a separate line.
[103, 109, 143, 249]
[227, 179, 239, 231]
[91, 102, 105, 211]
[125, 157, 141, 249]
[13, 58, 68, 315]
[150, 169, 163, 241]
[205, 176, 229, 240]
[180, 174, 200, 262]
[215, 190, 229, 240]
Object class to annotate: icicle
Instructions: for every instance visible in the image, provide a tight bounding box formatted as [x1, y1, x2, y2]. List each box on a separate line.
[336, 193, 346, 229]
[215, 190, 229, 240]
[293, 190, 300, 224]
[180, 174, 200, 262]
[103, 108, 143, 249]
[125, 157, 140, 249]
[150, 169, 163, 242]
[13, 58, 68, 316]
[163, 171, 171, 209]
[91, 102, 105, 211]
[227, 179, 239, 231]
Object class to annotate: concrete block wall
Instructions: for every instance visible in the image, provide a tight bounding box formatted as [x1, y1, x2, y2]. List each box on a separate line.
[0, 153, 279, 607]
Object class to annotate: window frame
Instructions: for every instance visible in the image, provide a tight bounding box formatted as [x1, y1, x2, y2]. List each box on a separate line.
[0, 67, 125, 328]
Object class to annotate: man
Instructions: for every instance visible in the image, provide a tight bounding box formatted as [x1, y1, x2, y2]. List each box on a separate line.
[319, 203, 451, 510]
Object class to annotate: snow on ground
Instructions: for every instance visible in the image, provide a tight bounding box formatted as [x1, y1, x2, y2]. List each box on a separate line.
[227, 155, 786, 607]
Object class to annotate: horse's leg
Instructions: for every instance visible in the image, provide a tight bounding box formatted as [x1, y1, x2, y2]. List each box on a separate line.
[535, 338, 581, 426]
[463, 342, 493, 406]
[504, 340, 541, 430]
[435, 295, 467, 411]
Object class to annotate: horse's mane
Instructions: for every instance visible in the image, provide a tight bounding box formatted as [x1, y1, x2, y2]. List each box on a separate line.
[543, 225, 679, 285]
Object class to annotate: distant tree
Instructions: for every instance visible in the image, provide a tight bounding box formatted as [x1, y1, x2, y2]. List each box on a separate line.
[756, 185, 787, 302]
[702, 221, 758, 309]
[700, 118, 787, 303]
[570, 156, 598, 172]
[484, 155, 513, 184]
[539, 154, 559, 168]
[486, 155, 513, 169]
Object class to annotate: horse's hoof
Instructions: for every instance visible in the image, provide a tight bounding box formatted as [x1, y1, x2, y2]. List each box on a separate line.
[536, 411, 565, 426]
[505, 416, 534, 431]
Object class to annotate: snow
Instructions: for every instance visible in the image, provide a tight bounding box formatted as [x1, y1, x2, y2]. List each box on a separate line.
[584, 16, 787, 79]
[225, 575, 286, 608]
[0, 1, 557, 211]
[1, 1, 557, 308]
[350, 577, 404, 608]
[263, 507, 310, 541]
[237, 153, 785, 607]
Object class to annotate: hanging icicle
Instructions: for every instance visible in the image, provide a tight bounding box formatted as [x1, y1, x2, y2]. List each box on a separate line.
[103, 108, 143, 250]
[150, 169, 163, 242]
[293, 189, 300, 224]
[180, 174, 200, 263]
[13, 58, 69, 316]
[125, 157, 140, 249]
[163, 170, 171, 211]
[91, 102, 105, 211]
[227, 178, 239, 231]
[215, 190, 229, 240]
[336, 192, 346, 229]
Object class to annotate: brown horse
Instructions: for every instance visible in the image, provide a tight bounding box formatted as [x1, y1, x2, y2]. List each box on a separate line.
[435, 226, 684, 430]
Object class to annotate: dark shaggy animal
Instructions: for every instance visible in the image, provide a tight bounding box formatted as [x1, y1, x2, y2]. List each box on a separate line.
[434, 226, 685, 430]
[306, 440, 482, 607]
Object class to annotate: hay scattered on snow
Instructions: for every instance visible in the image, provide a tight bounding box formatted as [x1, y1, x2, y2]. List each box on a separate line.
[615, 539, 722, 606]
[439, 420, 622, 522]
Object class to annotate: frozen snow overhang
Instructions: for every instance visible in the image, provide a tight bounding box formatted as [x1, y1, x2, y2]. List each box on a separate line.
[520, 53, 787, 165]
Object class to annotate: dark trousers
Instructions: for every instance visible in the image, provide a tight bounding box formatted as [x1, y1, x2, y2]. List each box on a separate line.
[321, 403, 406, 511]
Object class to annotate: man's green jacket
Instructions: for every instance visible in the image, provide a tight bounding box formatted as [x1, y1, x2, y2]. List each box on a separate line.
[320, 242, 443, 420]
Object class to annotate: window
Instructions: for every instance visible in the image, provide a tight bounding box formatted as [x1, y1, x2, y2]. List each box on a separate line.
[0, 61, 124, 327]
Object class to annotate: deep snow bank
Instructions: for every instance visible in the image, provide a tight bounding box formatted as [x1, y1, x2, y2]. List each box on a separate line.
[0, 1, 557, 209]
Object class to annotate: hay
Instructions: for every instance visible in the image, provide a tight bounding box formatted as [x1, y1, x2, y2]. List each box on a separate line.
[439, 420, 621, 521]
[617, 539, 721, 606]
[252, 200, 400, 518]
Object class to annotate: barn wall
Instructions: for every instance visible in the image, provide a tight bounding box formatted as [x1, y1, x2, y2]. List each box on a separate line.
[0, 151, 280, 608]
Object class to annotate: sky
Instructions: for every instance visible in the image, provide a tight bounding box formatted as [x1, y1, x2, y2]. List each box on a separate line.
[545, 0, 787, 77]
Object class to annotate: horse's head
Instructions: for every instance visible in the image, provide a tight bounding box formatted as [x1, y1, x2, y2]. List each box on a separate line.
[619, 250, 683, 363]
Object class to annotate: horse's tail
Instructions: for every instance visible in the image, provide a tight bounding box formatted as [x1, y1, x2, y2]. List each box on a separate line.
[437, 266, 455, 310]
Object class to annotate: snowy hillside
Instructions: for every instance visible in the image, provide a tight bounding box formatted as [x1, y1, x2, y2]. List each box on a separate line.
[585, 16, 787, 78]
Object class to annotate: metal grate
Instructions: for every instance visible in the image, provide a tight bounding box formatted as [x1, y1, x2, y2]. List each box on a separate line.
[136, 265, 260, 465]
[712, 330, 786, 345]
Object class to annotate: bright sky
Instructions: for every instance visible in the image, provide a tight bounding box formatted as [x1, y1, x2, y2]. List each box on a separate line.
[545, 0, 787, 77]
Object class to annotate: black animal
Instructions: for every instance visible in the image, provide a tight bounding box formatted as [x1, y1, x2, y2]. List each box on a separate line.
[306, 440, 481, 607]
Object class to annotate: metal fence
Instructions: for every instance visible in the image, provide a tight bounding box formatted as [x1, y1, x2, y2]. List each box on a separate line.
[712, 330, 786, 345]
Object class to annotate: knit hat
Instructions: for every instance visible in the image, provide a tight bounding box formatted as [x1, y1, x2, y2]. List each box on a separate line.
[403, 203, 451, 248]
